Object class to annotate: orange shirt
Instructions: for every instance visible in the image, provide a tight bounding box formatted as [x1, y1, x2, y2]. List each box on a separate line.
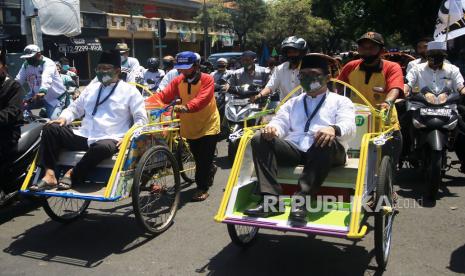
[338, 59, 404, 129]
[146, 73, 220, 139]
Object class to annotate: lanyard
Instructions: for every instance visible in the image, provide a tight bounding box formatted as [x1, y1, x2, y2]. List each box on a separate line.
[303, 93, 327, 133]
[92, 80, 120, 116]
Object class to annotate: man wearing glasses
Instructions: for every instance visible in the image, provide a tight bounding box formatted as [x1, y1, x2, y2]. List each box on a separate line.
[29, 50, 148, 192]
[244, 55, 356, 222]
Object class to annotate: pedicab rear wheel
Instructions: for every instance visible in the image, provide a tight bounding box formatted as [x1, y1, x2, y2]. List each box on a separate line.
[132, 145, 181, 235]
[42, 197, 90, 223]
[374, 156, 395, 269]
[227, 224, 259, 248]
[175, 138, 196, 183]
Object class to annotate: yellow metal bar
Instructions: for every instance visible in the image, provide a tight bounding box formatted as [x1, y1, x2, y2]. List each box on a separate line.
[275, 85, 302, 113]
[329, 79, 378, 114]
[128, 82, 153, 96]
[20, 152, 38, 191]
[347, 132, 372, 239]
[103, 124, 140, 198]
[214, 128, 256, 222]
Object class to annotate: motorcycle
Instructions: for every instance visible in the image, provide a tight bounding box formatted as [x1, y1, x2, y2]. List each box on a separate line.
[0, 113, 46, 205]
[215, 76, 230, 138]
[404, 86, 461, 200]
[224, 80, 277, 162]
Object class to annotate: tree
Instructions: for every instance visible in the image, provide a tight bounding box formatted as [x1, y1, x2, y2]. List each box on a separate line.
[261, 0, 332, 52]
[195, 0, 267, 51]
[312, 0, 444, 51]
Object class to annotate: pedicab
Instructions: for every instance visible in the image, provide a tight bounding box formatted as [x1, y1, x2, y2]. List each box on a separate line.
[20, 100, 195, 235]
[381, 51, 415, 75]
[214, 79, 398, 269]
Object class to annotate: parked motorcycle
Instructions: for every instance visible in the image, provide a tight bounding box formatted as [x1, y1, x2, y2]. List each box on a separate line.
[0, 114, 45, 206]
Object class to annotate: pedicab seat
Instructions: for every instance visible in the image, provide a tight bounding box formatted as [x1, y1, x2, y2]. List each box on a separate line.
[276, 158, 359, 189]
[56, 151, 117, 168]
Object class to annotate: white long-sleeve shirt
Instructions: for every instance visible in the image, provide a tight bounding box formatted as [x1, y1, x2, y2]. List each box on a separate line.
[60, 80, 148, 145]
[15, 56, 65, 107]
[265, 61, 302, 99]
[157, 69, 179, 91]
[406, 62, 464, 93]
[268, 91, 356, 152]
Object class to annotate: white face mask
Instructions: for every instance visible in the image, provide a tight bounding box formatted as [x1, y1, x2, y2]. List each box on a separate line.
[121, 55, 127, 63]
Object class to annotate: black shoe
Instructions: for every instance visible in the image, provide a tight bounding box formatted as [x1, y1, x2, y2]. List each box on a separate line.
[244, 201, 284, 218]
[289, 203, 308, 224]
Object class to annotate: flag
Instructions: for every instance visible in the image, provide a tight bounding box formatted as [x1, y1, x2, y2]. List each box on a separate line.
[32, 0, 81, 37]
[259, 43, 270, 66]
[271, 47, 279, 57]
[434, 0, 465, 41]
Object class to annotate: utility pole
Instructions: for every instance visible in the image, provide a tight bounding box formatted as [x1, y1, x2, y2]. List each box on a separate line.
[203, 0, 208, 58]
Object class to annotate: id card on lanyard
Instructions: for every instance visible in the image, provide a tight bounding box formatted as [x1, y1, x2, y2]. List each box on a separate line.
[303, 93, 327, 132]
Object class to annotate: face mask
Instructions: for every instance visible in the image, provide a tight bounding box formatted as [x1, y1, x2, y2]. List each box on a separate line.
[148, 67, 158, 72]
[62, 65, 70, 71]
[27, 58, 40, 66]
[287, 56, 301, 65]
[121, 55, 128, 63]
[299, 75, 326, 93]
[243, 63, 254, 71]
[183, 70, 198, 81]
[163, 61, 172, 69]
[217, 64, 226, 69]
[96, 70, 116, 85]
[360, 53, 380, 64]
[428, 55, 445, 67]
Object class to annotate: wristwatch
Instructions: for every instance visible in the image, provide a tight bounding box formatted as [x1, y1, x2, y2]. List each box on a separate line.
[330, 125, 341, 137]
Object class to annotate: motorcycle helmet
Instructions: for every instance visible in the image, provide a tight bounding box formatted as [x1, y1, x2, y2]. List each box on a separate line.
[147, 57, 160, 71]
[281, 36, 308, 59]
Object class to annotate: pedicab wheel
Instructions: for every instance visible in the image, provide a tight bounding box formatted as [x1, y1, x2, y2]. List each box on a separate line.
[227, 224, 259, 248]
[42, 197, 90, 223]
[175, 138, 196, 183]
[132, 145, 181, 235]
[374, 156, 395, 269]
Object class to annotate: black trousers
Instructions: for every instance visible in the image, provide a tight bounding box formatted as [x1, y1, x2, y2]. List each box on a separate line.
[187, 134, 218, 191]
[251, 132, 346, 196]
[39, 124, 118, 183]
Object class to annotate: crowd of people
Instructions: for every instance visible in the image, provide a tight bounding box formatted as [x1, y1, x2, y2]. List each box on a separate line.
[1, 30, 465, 206]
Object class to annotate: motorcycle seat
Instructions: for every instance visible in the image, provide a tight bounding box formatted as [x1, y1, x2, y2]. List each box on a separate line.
[16, 122, 43, 158]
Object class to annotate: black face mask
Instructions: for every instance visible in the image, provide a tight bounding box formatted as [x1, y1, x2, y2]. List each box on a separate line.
[148, 67, 159, 72]
[217, 64, 226, 69]
[287, 56, 301, 65]
[27, 58, 40, 66]
[360, 54, 380, 65]
[428, 55, 445, 67]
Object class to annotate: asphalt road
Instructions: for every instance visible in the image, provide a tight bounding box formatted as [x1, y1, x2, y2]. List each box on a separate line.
[0, 141, 464, 276]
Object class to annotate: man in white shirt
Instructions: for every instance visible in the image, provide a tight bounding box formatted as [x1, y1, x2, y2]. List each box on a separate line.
[405, 41, 465, 172]
[157, 68, 180, 92]
[30, 50, 148, 192]
[405, 41, 465, 96]
[211, 58, 232, 86]
[15, 45, 66, 119]
[143, 57, 165, 91]
[406, 37, 432, 74]
[252, 36, 307, 102]
[244, 55, 356, 222]
[116, 43, 142, 83]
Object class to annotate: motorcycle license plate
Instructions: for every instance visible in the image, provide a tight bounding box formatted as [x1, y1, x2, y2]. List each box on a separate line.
[232, 98, 249, 106]
[420, 108, 452, 117]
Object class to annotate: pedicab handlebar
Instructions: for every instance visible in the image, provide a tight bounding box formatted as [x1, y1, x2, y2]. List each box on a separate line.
[149, 99, 179, 119]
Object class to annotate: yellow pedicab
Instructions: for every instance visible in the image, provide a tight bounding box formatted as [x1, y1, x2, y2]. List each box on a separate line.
[214, 79, 398, 269]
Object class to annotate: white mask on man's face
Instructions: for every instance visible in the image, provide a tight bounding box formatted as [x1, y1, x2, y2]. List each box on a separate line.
[121, 55, 128, 63]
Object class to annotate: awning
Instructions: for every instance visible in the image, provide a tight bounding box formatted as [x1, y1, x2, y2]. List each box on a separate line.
[58, 38, 102, 54]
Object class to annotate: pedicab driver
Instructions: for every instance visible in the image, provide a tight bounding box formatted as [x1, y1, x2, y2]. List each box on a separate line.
[146, 51, 220, 202]
[244, 55, 356, 222]
[30, 50, 148, 192]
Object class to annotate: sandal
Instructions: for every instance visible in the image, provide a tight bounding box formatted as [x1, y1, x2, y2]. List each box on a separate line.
[57, 176, 73, 190]
[29, 179, 56, 192]
[191, 189, 209, 202]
